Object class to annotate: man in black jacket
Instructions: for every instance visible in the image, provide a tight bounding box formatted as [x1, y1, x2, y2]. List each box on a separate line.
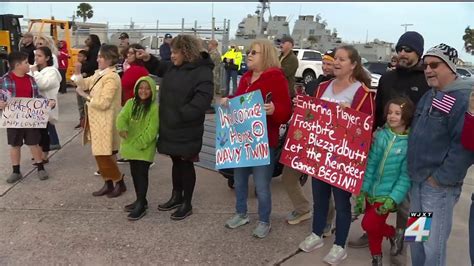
[348, 31, 430, 266]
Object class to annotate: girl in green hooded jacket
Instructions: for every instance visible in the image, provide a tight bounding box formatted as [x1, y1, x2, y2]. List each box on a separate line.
[116, 76, 159, 220]
[354, 97, 414, 265]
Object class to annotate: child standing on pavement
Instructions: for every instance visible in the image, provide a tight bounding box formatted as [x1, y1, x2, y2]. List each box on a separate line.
[354, 97, 414, 266]
[116, 76, 159, 220]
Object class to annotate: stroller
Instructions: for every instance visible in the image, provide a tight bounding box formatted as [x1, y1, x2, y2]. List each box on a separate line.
[218, 124, 308, 189]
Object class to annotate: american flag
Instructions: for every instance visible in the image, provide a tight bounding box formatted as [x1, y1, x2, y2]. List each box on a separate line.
[432, 91, 456, 114]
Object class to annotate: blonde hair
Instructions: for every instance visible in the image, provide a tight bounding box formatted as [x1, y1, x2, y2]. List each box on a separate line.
[249, 39, 281, 71]
[35, 34, 58, 56]
[170, 35, 203, 63]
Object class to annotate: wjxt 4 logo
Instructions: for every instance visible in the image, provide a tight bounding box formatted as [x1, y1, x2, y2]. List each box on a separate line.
[404, 212, 433, 242]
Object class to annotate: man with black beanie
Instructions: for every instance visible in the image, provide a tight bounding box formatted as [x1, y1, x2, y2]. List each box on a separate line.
[348, 31, 430, 266]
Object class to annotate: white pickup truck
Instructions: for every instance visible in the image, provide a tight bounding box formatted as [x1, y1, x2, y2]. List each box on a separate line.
[293, 49, 324, 84]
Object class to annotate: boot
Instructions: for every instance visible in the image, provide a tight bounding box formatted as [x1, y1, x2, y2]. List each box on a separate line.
[127, 200, 148, 221]
[170, 201, 192, 220]
[157, 190, 183, 211]
[92, 180, 114, 196]
[371, 255, 383, 266]
[107, 178, 127, 198]
[389, 229, 405, 256]
[124, 200, 148, 212]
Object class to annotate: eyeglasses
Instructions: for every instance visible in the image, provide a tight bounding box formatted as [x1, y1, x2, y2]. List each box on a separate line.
[396, 46, 414, 53]
[249, 50, 261, 56]
[422, 61, 444, 70]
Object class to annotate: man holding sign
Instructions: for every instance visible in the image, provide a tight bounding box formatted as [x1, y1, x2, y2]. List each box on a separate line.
[0, 52, 55, 183]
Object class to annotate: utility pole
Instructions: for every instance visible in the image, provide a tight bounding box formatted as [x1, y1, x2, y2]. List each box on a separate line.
[401, 23, 414, 32]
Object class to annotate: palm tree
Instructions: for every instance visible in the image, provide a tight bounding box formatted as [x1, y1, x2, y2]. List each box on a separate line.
[463, 26, 474, 55]
[76, 3, 94, 23]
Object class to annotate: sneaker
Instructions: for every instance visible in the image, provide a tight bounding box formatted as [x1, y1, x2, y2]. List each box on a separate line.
[225, 214, 250, 229]
[49, 144, 61, 151]
[94, 170, 101, 176]
[323, 223, 333, 237]
[323, 244, 347, 265]
[252, 221, 271, 238]
[6, 172, 23, 183]
[117, 158, 129, 164]
[299, 233, 324, 252]
[37, 169, 49, 180]
[348, 233, 369, 248]
[372, 255, 383, 266]
[286, 210, 311, 225]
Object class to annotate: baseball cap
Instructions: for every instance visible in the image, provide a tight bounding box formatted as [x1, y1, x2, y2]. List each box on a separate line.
[277, 36, 294, 46]
[119, 32, 129, 40]
[165, 33, 173, 39]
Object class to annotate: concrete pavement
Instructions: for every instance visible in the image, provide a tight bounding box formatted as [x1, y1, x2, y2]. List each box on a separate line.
[0, 90, 471, 265]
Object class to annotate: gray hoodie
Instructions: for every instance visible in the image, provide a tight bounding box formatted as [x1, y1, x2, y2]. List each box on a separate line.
[408, 77, 474, 186]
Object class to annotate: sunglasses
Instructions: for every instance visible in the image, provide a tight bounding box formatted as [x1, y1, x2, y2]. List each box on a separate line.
[422, 61, 444, 70]
[396, 46, 414, 53]
[248, 50, 261, 56]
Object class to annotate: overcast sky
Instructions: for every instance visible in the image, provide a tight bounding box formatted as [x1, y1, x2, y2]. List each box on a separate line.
[2, 2, 474, 61]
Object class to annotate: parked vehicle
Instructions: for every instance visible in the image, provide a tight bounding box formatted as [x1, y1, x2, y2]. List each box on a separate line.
[293, 49, 323, 84]
[457, 67, 473, 78]
[363, 61, 390, 75]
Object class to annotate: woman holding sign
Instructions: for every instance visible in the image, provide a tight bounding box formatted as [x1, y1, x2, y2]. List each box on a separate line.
[220, 39, 292, 238]
[73, 45, 126, 198]
[298, 45, 375, 265]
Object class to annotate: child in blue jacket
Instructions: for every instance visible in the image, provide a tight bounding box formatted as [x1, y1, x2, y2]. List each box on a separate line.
[354, 97, 414, 265]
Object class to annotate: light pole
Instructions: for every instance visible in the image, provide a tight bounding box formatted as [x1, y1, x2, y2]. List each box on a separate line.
[401, 23, 414, 32]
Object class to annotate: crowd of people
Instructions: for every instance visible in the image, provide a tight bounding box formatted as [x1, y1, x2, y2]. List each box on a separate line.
[0, 29, 474, 266]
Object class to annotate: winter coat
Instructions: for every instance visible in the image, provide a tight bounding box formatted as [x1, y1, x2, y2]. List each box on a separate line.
[314, 79, 375, 116]
[233, 67, 292, 148]
[305, 74, 334, 97]
[31, 66, 61, 123]
[408, 77, 474, 187]
[83, 45, 100, 75]
[144, 52, 214, 157]
[58, 41, 70, 70]
[279, 51, 299, 98]
[76, 67, 122, 156]
[375, 64, 430, 128]
[159, 43, 171, 61]
[361, 126, 411, 204]
[462, 113, 474, 151]
[120, 63, 149, 106]
[117, 76, 159, 162]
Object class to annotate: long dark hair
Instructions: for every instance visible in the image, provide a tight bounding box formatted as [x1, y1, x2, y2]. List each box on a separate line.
[88, 34, 101, 48]
[131, 80, 153, 120]
[36, 46, 53, 69]
[336, 45, 371, 88]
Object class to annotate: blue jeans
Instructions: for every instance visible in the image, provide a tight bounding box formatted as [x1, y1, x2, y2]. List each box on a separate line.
[225, 69, 238, 96]
[234, 148, 276, 223]
[47, 123, 60, 146]
[312, 178, 352, 247]
[469, 193, 474, 265]
[409, 181, 461, 266]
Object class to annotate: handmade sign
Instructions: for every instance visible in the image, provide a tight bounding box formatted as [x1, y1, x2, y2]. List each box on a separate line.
[0, 97, 50, 128]
[215, 91, 270, 169]
[279, 95, 373, 194]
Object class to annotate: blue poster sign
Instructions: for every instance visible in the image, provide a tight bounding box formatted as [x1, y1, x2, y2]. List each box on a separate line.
[215, 91, 270, 169]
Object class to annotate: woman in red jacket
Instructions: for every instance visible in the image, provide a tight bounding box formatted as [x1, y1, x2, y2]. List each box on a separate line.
[121, 44, 149, 106]
[299, 45, 375, 265]
[220, 39, 292, 238]
[58, 40, 70, 94]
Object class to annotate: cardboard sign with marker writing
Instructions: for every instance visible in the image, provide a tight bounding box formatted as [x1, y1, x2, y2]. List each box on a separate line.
[0, 97, 50, 128]
[279, 95, 373, 194]
[215, 91, 270, 169]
